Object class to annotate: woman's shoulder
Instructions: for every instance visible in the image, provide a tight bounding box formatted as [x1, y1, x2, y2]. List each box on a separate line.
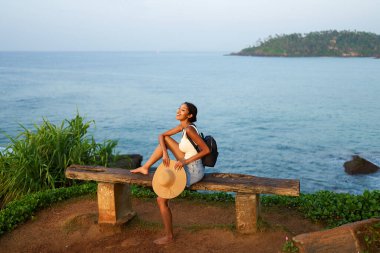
[185, 124, 199, 134]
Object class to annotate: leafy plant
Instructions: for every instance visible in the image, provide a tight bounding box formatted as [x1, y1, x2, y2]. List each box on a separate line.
[282, 236, 299, 253]
[0, 114, 117, 204]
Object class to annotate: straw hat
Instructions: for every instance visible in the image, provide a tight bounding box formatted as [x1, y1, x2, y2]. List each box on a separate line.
[152, 160, 187, 199]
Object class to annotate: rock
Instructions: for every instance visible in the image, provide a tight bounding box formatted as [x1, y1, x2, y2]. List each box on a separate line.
[344, 155, 379, 175]
[110, 154, 143, 169]
[293, 218, 380, 253]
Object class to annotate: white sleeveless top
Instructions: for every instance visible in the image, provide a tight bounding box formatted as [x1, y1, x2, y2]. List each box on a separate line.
[179, 125, 198, 159]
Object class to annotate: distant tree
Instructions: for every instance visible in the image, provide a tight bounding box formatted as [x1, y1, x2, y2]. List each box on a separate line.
[233, 30, 380, 57]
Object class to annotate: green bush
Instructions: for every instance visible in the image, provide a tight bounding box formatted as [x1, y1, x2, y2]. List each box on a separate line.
[0, 183, 97, 235]
[0, 114, 117, 204]
[262, 190, 380, 227]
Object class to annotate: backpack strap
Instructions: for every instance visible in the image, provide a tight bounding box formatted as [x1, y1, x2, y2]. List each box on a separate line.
[184, 123, 200, 152]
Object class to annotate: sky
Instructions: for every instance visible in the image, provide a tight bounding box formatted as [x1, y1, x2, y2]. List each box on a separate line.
[0, 0, 379, 52]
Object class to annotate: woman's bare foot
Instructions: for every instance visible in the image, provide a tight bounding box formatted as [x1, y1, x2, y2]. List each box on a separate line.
[153, 236, 174, 245]
[130, 166, 149, 175]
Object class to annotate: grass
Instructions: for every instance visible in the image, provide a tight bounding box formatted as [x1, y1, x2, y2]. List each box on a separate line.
[0, 113, 117, 205]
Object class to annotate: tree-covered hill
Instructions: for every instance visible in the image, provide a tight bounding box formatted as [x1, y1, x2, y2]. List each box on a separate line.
[232, 30, 380, 57]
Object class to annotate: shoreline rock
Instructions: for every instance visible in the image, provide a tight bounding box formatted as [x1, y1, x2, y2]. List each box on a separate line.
[344, 155, 379, 175]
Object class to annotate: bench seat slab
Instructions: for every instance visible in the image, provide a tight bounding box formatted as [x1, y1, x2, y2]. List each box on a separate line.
[66, 165, 300, 196]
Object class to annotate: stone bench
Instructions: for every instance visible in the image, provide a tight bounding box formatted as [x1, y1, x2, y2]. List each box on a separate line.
[65, 164, 300, 234]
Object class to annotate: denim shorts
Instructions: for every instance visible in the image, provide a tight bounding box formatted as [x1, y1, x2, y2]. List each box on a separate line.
[184, 159, 205, 187]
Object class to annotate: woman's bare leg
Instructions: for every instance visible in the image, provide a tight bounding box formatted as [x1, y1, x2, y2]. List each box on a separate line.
[131, 136, 183, 244]
[131, 136, 184, 174]
[130, 145, 163, 174]
[154, 197, 174, 245]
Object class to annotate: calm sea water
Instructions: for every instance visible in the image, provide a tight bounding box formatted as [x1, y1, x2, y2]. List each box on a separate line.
[0, 52, 379, 194]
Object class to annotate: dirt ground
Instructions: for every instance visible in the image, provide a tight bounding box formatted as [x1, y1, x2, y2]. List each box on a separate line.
[0, 195, 324, 253]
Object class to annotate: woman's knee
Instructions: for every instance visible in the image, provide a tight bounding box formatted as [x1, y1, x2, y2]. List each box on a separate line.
[163, 135, 173, 143]
[163, 136, 183, 159]
[157, 197, 168, 207]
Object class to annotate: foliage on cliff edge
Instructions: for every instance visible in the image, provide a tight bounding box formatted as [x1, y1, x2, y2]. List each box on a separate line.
[0, 114, 117, 205]
[235, 30, 380, 57]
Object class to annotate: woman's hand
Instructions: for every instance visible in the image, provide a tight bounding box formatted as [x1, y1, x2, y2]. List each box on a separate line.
[174, 159, 186, 170]
[162, 152, 170, 167]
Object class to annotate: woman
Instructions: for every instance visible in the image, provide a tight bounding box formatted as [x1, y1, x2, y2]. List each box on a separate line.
[131, 102, 210, 245]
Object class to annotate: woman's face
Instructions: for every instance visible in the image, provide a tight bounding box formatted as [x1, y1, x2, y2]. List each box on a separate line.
[176, 104, 192, 121]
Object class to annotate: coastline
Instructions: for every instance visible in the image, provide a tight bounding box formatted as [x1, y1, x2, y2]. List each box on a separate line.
[228, 52, 380, 58]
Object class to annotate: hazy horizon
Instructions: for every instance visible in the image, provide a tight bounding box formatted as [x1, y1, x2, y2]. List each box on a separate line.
[1, 0, 379, 52]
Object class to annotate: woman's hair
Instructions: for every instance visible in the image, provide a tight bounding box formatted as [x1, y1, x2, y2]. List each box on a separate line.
[183, 102, 197, 122]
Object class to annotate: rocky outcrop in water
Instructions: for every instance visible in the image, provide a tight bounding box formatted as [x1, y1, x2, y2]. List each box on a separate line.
[344, 155, 379, 175]
[110, 154, 143, 169]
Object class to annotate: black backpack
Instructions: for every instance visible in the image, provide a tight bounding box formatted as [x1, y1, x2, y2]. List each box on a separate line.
[185, 124, 218, 167]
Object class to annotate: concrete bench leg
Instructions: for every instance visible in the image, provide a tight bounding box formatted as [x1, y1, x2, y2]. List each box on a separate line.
[97, 182, 136, 225]
[235, 193, 260, 234]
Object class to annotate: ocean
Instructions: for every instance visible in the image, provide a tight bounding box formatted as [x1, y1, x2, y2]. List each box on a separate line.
[0, 51, 379, 194]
